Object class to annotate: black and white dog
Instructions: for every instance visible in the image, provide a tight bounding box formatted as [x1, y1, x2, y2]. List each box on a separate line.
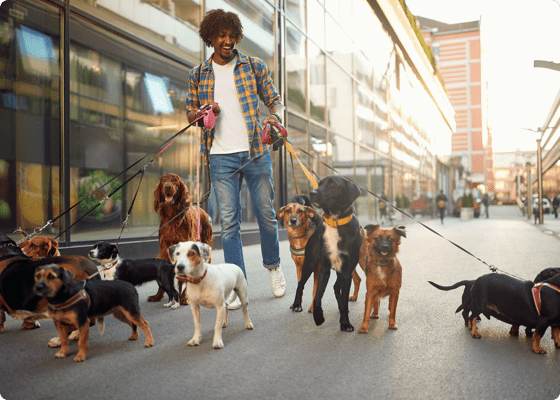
[88, 241, 179, 309]
[290, 175, 362, 332]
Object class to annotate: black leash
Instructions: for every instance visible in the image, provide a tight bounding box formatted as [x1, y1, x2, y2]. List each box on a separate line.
[281, 137, 523, 280]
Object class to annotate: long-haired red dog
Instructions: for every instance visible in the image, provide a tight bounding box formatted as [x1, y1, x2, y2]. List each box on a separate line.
[151, 173, 213, 305]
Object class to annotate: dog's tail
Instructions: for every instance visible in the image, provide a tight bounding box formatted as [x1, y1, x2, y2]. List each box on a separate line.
[98, 317, 105, 335]
[427, 280, 471, 291]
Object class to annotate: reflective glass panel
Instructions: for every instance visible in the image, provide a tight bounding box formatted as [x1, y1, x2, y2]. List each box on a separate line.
[286, 22, 306, 115]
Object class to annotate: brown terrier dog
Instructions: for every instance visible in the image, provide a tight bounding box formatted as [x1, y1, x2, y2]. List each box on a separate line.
[34, 264, 154, 362]
[349, 224, 406, 333]
[15, 229, 61, 258]
[276, 197, 320, 312]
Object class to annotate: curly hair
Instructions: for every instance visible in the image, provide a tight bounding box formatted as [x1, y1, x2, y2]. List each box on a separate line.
[199, 9, 244, 47]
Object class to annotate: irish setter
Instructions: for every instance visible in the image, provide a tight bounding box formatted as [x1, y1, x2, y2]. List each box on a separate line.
[150, 173, 213, 305]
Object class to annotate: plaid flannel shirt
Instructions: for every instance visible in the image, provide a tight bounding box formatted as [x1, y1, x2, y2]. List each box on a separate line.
[185, 50, 282, 158]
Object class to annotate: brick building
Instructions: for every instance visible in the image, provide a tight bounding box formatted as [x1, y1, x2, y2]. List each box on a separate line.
[417, 17, 494, 196]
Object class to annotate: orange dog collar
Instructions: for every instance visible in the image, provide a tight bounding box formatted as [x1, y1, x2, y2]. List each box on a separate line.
[176, 269, 208, 284]
[322, 213, 353, 228]
[532, 282, 560, 315]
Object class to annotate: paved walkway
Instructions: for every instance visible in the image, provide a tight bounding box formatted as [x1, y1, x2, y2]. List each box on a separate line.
[1, 205, 560, 400]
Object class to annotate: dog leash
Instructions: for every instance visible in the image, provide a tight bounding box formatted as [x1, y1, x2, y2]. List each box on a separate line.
[282, 137, 525, 280]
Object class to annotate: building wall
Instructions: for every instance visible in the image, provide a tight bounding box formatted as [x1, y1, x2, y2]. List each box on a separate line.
[0, 0, 453, 247]
[421, 19, 494, 194]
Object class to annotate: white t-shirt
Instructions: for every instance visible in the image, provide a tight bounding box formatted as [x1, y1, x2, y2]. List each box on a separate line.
[211, 55, 249, 154]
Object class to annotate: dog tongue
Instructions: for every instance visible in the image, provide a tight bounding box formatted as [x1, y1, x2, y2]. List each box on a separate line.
[165, 196, 173, 203]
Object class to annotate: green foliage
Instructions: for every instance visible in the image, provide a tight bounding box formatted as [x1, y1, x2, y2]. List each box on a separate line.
[462, 193, 474, 208]
[78, 170, 122, 220]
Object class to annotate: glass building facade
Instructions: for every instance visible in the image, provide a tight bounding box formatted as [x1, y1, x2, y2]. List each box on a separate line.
[0, 0, 454, 252]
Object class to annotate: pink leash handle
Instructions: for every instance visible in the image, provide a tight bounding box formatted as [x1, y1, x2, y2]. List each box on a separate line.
[262, 121, 288, 145]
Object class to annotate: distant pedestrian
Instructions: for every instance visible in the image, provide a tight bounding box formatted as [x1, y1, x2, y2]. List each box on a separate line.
[436, 190, 447, 224]
[482, 193, 490, 218]
[553, 196, 559, 219]
[379, 193, 389, 225]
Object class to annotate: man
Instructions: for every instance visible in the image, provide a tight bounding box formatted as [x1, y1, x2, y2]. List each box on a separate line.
[436, 190, 447, 224]
[553, 196, 559, 219]
[185, 9, 286, 308]
[481, 193, 490, 218]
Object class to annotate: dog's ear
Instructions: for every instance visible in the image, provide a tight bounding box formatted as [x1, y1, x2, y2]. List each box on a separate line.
[168, 244, 178, 264]
[276, 206, 287, 220]
[306, 207, 319, 221]
[346, 180, 362, 203]
[363, 224, 381, 235]
[154, 182, 163, 211]
[111, 245, 118, 258]
[394, 226, 406, 238]
[198, 242, 212, 262]
[57, 265, 74, 282]
[47, 241, 57, 257]
[178, 179, 190, 209]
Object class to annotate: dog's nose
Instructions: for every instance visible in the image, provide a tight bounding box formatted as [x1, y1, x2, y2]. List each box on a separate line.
[34, 282, 46, 293]
[289, 216, 298, 225]
[164, 183, 172, 189]
[176, 265, 185, 272]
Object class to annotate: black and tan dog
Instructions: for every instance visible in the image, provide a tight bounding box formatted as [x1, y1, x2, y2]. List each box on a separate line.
[34, 264, 154, 362]
[276, 195, 320, 312]
[290, 176, 362, 332]
[457, 272, 560, 354]
[349, 224, 406, 332]
[89, 241, 179, 308]
[0, 234, 98, 339]
[429, 267, 560, 336]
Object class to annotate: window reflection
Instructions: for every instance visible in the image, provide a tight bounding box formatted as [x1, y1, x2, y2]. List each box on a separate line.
[326, 58, 352, 141]
[287, 22, 306, 115]
[307, 0, 324, 48]
[309, 41, 325, 123]
[325, 13, 352, 71]
[286, 115, 313, 196]
[286, 0, 306, 31]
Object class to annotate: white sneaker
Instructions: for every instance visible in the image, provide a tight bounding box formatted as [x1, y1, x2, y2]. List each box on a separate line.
[269, 266, 286, 298]
[227, 293, 242, 310]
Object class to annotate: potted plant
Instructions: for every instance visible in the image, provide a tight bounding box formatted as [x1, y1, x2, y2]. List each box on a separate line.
[460, 193, 475, 221]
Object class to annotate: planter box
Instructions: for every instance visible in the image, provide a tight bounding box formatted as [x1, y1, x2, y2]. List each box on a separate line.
[460, 207, 474, 221]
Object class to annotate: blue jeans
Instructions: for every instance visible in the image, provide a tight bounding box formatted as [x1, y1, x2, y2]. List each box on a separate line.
[209, 151, 280, 278]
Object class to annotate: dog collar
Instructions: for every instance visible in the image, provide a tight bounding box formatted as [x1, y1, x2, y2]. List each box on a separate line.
[48, 289, 90, 312]
[176, 269, 207, 284]
[290, 246, 306, 257]
[322, 213, 353, 228]
[373, 259, 392, 267]
[288, 226, 310, 240]
[532, 282, 560, 315]
[103, 259, 119, 271]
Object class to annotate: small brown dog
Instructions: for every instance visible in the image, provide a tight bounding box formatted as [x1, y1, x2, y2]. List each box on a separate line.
[15, 229, 61, 258]
[349, 224, 406, 333]
[276, 196, 320, 312]
[34, 264, 154, 362]
[152, 173, 213, 305]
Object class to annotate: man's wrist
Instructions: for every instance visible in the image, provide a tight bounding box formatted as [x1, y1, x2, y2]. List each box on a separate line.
[271, 112, 282, 124]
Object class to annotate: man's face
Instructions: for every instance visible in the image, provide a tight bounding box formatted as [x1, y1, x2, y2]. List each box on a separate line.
[212, 28, 238, 65]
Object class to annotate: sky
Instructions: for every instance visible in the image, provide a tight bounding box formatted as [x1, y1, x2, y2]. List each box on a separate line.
[404, 0, 560, 154]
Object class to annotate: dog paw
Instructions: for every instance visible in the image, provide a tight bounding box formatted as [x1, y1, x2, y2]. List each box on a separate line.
[129, 332, 139, 341]
[348, 296, 358, 302]
[146, 295, 161, 302]
[357, 325, 369, 334]
[48, 336, 61, 348]
[388, 323, 398, 330]
[340, 322, 354, 332]
[307, 306, 314, 313]
[22, 320, 40, 330]
[187, 338, 200, 347]
[163, 302, 171, 308]
[144, 339, 154, 347]
[74, 353, 87, 362]
[290, 304, 303, 313]
[212, 340, 224, 349]
[313, 309, 325, 326]
[180, 299, 190, 306]
[370, 313, 379, 319]
[55, 351, 67, 358]
[471, 333, 481, 339]
[532, 346, 547, 355]
[68, 330, 79, 341]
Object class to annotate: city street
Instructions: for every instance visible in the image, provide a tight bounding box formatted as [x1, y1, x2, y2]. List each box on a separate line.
[1, 206, 560, 400]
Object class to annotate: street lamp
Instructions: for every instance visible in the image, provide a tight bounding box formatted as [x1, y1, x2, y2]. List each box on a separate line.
[522, 127, 553, 224]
